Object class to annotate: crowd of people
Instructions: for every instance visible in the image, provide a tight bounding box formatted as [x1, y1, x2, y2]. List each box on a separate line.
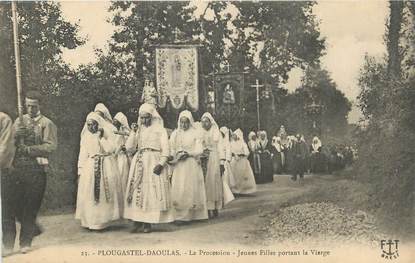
[76, 102, 358, 233]
[246, 125, 357, 182]
[0, 92, 356, 256]
[76, 102, 258, 234]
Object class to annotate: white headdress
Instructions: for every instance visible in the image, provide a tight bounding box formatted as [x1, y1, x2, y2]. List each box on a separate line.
[114, 112, 130, 132]
[248, 131, 256, 141]
[138, 103, 164, 127]
[94, 103, 112, 122]
[177, 110, 195, 128]
[220, 126, 229, 141]
[200, 112, 221, 142]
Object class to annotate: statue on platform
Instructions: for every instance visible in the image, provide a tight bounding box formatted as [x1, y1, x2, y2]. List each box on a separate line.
[222, 83, 236, 105]
[141, 80, 159, 106]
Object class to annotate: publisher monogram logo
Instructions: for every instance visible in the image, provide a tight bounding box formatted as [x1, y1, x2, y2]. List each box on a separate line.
[380, 240, 399, 260]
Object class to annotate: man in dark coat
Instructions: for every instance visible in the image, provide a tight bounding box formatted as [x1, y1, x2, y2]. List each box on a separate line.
[3, 91, 57, 254]
[291, 134, 309, 181]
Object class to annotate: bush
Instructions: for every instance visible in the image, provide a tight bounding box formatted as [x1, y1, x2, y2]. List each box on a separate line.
[356, 61, 415, 236]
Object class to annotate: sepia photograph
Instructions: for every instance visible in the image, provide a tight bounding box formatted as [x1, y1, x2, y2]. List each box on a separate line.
[0, 0, 414, 262]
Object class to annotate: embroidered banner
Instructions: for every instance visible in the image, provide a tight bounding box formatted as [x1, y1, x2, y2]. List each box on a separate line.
[156, 47, 199, 110]
[214, 73, 245, 130]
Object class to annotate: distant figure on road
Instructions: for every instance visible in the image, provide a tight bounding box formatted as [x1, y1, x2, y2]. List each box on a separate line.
[247, 131, 261, 183]
[271, 136, 285, 175]
[310, 136, 325, 173]
[230, 129, 257, 195]
[291, 134, 309, 181]
[257, 130, 274, 183]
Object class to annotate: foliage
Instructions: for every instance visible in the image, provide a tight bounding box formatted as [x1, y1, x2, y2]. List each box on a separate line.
[234, 1, 325, 82]
[0, 1, 349, 211]
[0, 1, 84, 210]
[104, 1, 326, 118]
[254, 66, 351, 142]
[0, 2, 84, 115]
[355, 1, 415, 234]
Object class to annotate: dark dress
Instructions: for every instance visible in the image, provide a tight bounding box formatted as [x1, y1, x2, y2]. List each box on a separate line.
[248, 141, 261, 184]
[257, 141, 273, 183]
[271, 144, 284, 175]
[292, 140, 309, 179]
[285, 144, 294, 175]
[310, 145, 327, 173]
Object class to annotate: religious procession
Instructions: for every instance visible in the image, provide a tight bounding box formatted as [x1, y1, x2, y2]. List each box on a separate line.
[0, 85, 355, 257]
[75, 91, 354, 233]
[1, 1, 414, 262]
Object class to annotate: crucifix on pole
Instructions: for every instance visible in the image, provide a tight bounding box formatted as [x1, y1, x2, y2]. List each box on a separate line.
[172, 28, 184, 43]
[251, 79, 264, 131]
[223, 61, 230, 73]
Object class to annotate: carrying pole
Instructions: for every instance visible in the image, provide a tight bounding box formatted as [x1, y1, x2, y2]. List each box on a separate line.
[11, 1, 24, 121]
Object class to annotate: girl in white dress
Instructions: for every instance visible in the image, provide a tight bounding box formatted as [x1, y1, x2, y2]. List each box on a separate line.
[169, 110, 208, 222]
[124, 103, 175, 233]
[230, 129, 257, 195]
[219, 126, 236, 205]
[76, 112, 122, 230]
[94, 103, 124, 210]
[199, 112, 224, 218]
[113, 112, 131, 204]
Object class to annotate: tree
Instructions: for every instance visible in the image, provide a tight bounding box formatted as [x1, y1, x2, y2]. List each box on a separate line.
[0, 2, 85, 210]
[287, 66, 351, 138]
[104, 1, 326, 104]
[226, 1, 326, 136]
[0, 2, 84, 117]
[108, 2, 196, 86]
[357, 55, 388, 121]
[387, 1, 404, 77]
[356, 0, 415, 234]
[233, 1, 325, 83]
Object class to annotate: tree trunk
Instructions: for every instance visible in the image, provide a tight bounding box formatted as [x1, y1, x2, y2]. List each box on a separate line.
[387, 0, 404, 78]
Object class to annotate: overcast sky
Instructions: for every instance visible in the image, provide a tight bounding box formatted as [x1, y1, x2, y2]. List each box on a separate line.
[60, 0, 389, 123]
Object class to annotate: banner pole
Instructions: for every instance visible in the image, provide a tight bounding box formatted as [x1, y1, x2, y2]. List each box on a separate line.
[11, 1, 24, 121]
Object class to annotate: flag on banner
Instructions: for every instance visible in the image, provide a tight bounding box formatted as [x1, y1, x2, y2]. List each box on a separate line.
[156, 47, 199, 111]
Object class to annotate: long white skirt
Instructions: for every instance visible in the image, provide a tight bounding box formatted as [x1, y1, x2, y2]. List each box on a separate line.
[222, 161, 235, 206]
[222, 178, 235, 206]
[116, 152, 130, 204]
[75, 155, 121, 230]
[230, 156, 257, 194]
[171, 157, 208, 221]
[223, 161, 236, 190]
[204, 149, 224, 210]
[123, 151, 175, 224]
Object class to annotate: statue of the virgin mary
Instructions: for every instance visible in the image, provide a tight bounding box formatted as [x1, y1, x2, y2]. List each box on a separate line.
[141, 80, 159, 106]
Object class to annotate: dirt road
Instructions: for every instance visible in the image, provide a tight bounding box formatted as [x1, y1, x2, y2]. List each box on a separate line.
[3, 175, 326, 263]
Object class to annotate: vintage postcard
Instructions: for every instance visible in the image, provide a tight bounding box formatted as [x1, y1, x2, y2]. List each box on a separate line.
[0, 0, 414, 262]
